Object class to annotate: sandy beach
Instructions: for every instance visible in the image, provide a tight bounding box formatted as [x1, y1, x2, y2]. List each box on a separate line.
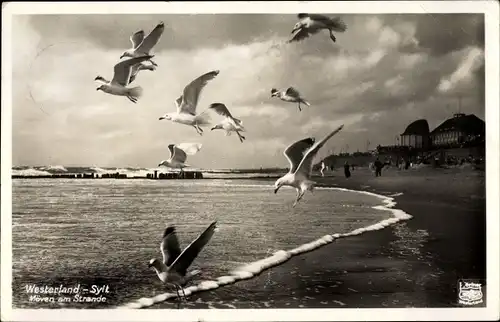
[160, 165, 486, 309]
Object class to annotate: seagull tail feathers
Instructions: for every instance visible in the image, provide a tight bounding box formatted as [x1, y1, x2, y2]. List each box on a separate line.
[195, 111, 212, 126]
[128, 86, 144, 100]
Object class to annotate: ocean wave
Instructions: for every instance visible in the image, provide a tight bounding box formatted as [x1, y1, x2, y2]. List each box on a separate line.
[116, 186, 412, 309]
[39, 165, 68, 172]
[12, 168, 53, 177]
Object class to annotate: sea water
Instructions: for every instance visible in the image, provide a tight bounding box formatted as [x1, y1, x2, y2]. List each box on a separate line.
[11, 178, 408, 309]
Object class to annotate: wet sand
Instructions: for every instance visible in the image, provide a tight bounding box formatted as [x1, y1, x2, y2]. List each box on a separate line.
[168, 166, 486, 309]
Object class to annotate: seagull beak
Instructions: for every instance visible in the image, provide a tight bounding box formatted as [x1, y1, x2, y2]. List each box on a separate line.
[159, 117, 164, 120]
[147, 263, 153, 268]
[119, 54, 125, 59]
[274, 186, 280, 194]
[210, 127, 216, 131]
[96, 88, 100, 91]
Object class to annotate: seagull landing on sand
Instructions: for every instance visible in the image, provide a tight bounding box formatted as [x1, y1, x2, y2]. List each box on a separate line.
[288, 13, 347, 44]
[271, 87, 311, 112]
[128, 61, 156, 84]
[159, 70, 220, 136]
[148, 221, 218, 302]
[209, 103, 246, 143]
[274, 124, 344, 207]
[95, 55, 154, 103]
[120, 22, 165, 67]
[158, 143, 202, 173]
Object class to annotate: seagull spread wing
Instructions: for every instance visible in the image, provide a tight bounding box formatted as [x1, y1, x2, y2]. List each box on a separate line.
[208, 103, 242, 124]
[161, 226, 183, 267]
[130, 30, 145, 49]
[111, 56, 153, 87]
[285, 87, 301, 98]
[209, 103, 233, 118]
[283, 137, 316, 173]
[176, 143, 202, 156]
[308, 14, 347, 32]
[136, 22, 165, 54]
[168, 144, 188, 164]
[295, 124, 344, 177]
[178, 70, 220, 116]
[169, 221, 217, 276]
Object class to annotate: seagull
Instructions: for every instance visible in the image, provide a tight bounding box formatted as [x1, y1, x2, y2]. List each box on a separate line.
[274, 124, 344, 207]
[159, 70, 220, 136]
[288, 13, 347, 44]
[120, 22, 165, 67]
[128, 61, 156, 84]
[158, 143, 202, 173]
[148, 221, 218, 302]
[209, 103, 246, 143]
[271, 87, 311, 111]
[95, 55, 154, 103]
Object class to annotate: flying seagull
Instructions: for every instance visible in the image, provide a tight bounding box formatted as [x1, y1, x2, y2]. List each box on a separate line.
[158, 143, 202, 173]
[95, 55, 154, 103]
[209, 103, 246, 143]
[271, 87, 311, 112]
[148, 221, 218, 302]
[159, 70, 220, 136]
[288, 13, 347, 44]
[128, 61, 156, 84]
[120, 22, 165, 66]
[274, 124, 344, 207]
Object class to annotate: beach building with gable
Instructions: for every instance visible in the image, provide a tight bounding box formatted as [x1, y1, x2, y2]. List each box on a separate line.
[429, 113, 485, 147]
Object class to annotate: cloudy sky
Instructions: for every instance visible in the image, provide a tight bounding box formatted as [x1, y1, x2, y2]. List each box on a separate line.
[12, 13, 484, 169]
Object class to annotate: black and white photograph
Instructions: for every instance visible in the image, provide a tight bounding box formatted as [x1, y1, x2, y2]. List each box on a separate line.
[1, 1, 499, 321]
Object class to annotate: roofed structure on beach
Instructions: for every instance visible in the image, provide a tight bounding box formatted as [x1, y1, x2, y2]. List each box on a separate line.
[401, 119, 430, 136]
[400, 119, 431, 149]
[430, 113, 485, 147]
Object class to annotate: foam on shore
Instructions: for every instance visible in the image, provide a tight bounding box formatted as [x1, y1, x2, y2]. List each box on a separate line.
[116, 186, 411, 309]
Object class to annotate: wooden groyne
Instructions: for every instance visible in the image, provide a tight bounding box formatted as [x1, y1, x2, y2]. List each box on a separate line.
[12, 171, 204, 180]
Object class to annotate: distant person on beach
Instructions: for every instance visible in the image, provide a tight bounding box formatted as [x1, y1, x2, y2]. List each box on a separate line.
[374, 158, 383, 177]
[344, 161, 351, 178]
[320, 162, 326, 177]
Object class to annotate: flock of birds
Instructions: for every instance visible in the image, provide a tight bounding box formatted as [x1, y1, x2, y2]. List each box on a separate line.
[94, 14, 348, 302]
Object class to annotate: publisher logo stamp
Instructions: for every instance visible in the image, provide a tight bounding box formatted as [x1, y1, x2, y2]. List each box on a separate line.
[458, 280, 484, 306]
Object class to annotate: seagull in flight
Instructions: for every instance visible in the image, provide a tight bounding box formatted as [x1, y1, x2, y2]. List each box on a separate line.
[274, 124, 344, 207]
[95, 55, 154, 103]
[128, 61, 156, 84]
[158, 143, 202, 173]
[148, 221, 218, 302]
[288, 13, 347, 44]
[120, 22, 165, 67]
[209, 103, 246, 143]
[159, 70, 220, 136]
[271, 87, 311, 112]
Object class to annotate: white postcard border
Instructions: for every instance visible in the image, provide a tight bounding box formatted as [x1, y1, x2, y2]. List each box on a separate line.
[1, 1, 499, 321]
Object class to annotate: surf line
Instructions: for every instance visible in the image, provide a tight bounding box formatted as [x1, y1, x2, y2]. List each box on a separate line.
[116, 187, 412, 309]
